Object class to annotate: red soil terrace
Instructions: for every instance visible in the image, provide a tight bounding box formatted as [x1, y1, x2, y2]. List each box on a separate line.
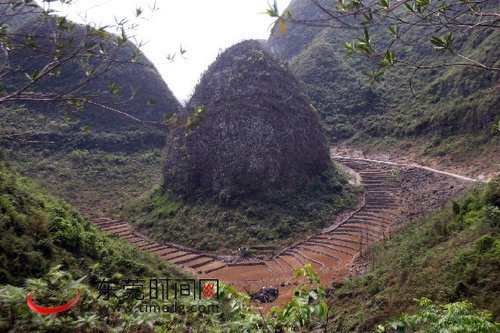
[92, 156, 475, 306]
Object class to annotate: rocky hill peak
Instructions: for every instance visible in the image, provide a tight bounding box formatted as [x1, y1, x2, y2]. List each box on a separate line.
[163, 39, 335, 200]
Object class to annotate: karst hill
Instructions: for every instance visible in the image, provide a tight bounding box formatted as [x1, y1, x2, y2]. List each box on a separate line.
[5, 12, 180, 131]
[134, 40, 355, 252]
[267, 0, 499, 178]
[164, 40, 335, 199]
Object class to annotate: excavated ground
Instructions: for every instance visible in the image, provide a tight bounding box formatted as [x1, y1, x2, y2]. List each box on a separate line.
[92, 154, 476, 306]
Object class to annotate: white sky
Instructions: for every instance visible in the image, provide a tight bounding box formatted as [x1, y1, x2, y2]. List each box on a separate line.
[41, 0, 291, 103]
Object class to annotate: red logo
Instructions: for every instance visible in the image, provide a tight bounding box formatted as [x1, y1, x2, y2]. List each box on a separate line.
[202, 283, 215, 298]
[27, 275, 86, 315]
[27, 288, 81, 315]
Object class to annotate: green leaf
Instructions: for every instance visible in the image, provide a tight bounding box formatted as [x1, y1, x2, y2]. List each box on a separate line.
[378, 0, 389, 8]
[404, 2, 415, 11]
[431, 33, 453, 53]
[383, 50, 395, 65]
[362, 10, 374, 24]
[431, 36, 444, 47]
[316, 301, 329, 321]
[388, 25, 399, 37]
[117, 27, 128, 46]
[25, 70, 40, 81]
[84, 41, 97, 51]
[98, 41, 108, 54]
[363, 69, 384, 83]
[261, 0, 279, 17]
[56, 16, 68, 29]
[25, 35, 37, 49]
[97, 29, 111, 39]
[108, 82, 122, 95]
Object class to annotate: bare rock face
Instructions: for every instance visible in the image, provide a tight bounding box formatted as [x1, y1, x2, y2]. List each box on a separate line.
[253, 286, 279, 303]
[163, 40, 334, 200]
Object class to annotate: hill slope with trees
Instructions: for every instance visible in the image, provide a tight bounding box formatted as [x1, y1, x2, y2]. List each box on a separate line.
[0, 5, 181, 214]
[322, 178, 499, 331]
[267, 0, 499, 178]
[0, 152, 184, 285]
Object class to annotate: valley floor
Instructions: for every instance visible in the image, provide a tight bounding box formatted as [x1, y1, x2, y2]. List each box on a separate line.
[93, 154, 479, 309]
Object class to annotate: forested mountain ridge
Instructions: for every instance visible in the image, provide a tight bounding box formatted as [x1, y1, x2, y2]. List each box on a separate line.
[0, 4, 181, 215]
[267, 0, 499, 178]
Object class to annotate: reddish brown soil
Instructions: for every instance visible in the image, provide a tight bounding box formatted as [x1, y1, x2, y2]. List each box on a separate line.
[92, 155, 475, 307]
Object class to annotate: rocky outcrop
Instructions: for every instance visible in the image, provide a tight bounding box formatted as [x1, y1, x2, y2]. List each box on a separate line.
[163, 40, 334, 199]
[253, 286, 279, 303]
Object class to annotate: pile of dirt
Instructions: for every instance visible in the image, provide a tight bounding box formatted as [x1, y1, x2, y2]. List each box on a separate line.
[398, 167, 472, 220]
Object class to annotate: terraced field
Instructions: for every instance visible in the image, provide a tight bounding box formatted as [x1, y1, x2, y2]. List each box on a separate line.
[92, 155, 475, 305]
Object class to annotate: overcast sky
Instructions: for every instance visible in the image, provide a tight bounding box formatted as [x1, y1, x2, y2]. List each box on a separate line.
[41, 0, 291, 103]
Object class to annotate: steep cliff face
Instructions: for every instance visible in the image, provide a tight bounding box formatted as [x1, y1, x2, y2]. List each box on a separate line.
[163, 40, 334, 199]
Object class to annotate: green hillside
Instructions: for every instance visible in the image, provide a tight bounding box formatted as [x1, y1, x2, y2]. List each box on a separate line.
[0, 153, 346, 333]
[267, 0, 499, 177]
[322, 179, 500, 332]
[0, 152, 184, 285]
[0, 7, 181, 215]
[1, 149, 497, 333]
[0, 2, 498, 332]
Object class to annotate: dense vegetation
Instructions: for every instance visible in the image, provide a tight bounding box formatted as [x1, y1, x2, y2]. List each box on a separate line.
[321, 178, 499, 332]
[0, 2, 497, 332]
[0, 158, 497, 332]
[0, 153, 334, 332]
[376, 298, 499, 333]
[1, 235, 331, 332]
[267, 0, 499, 175]
[0, 154, 184, 285]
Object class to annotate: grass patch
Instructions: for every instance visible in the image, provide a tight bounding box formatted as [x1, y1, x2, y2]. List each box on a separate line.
[128, 169, 359, 254]
[0, 106, 166, 216]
